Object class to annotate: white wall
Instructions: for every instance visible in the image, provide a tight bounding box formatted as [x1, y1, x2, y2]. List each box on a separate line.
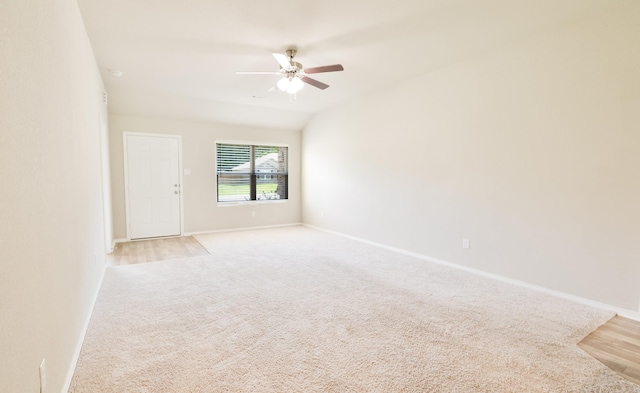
[302, 5, 640, 311]
[100, 114, 114, 252]
[0, 0, 109, 392]
[109, 114, 301, 239]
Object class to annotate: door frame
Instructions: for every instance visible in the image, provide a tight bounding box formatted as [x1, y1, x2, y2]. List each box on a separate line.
[123, 131, 184, 241]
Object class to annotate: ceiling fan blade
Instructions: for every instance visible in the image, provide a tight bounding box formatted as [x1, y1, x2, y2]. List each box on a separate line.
[272, 53, 292, 69]
[236, 71, 282, 75]
[300, 76, 329, 90]
[303, 64, 344, 74]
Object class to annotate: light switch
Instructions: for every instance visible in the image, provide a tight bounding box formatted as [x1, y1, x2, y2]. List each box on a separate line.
[184, 169, 191, 175]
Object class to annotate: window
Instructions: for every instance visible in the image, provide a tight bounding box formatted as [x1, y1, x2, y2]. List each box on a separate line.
[216, 143, 288, 203]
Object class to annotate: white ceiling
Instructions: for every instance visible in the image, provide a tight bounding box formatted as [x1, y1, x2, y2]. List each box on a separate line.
[77, 0, 627, 130]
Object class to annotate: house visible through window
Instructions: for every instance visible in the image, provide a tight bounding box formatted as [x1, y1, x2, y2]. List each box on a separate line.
[216, 143, 288, 203]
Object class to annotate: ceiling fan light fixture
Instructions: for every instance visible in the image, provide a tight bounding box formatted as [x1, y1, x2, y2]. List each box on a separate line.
[276, 77, 290, 92]
[277, 76, 304, 94]
[287, 77, 303, 94]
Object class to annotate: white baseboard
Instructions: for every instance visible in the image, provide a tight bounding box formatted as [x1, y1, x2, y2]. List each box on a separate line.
[113, 224, 303, 242]
[303, 224, 640, 322]
[61, 263, 107, 393]
[185, 222, 302, 237]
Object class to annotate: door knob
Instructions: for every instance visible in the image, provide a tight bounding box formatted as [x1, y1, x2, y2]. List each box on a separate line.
[175, 191, 179, 194]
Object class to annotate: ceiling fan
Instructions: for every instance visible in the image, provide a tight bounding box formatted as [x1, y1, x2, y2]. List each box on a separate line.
[236, 49, 344, 95]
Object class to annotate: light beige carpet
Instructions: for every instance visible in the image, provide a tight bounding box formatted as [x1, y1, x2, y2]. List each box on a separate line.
[69, 226, 640, 392]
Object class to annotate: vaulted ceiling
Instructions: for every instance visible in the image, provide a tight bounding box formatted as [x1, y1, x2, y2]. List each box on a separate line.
[77, 0, 628, 130]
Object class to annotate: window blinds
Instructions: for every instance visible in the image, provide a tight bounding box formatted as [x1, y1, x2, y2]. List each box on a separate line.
[216, 143, 288, 203]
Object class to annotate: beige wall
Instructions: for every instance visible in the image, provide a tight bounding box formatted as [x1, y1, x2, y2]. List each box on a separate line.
[109, 114, 301, 239]
[0, 0, 109, 392]
[302, 5, 640, 311]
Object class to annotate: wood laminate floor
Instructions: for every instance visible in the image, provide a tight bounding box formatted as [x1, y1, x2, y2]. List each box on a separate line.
[107, 237, 640, 386]
[579, 315, 640, 385]
[108, 236, 209, 266]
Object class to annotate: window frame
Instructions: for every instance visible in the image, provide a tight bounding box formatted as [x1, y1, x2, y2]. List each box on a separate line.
[215, 141, 289, 206]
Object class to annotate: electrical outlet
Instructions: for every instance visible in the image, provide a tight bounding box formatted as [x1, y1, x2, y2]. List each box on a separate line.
[39, 358, 46, 392]
[462, 238, 470, 249]
[251, 211, 256, 218]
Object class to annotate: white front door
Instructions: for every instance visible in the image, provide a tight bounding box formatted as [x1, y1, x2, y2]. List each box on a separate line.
[125, 133, 182, 240]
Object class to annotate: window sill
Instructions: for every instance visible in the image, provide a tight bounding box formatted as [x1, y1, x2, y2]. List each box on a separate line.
[217, 199, 289, 207]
